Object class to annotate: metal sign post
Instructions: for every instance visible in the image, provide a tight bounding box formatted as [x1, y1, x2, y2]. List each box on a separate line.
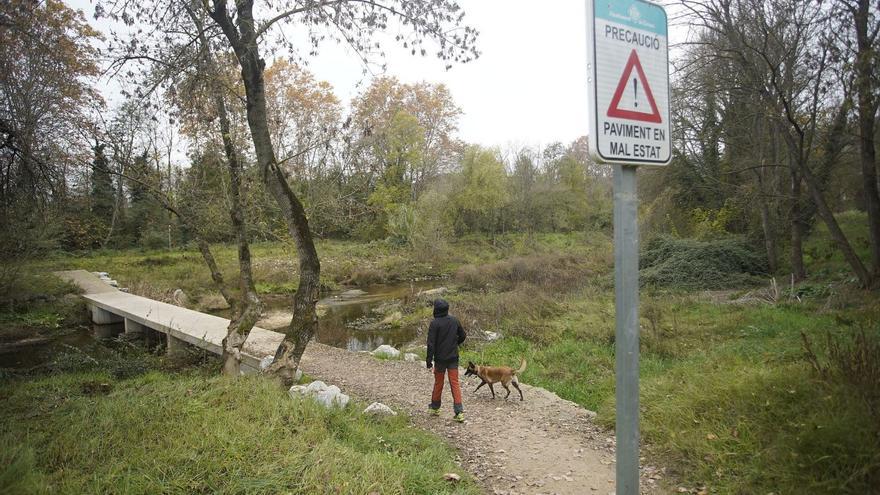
[613, 163, 640, 493]
[585, 1, 670, 493]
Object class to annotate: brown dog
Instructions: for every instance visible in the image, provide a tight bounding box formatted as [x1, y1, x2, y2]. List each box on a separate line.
[464, 358, 527, 401]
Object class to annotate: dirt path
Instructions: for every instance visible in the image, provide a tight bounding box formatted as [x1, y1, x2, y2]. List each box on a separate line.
[300, 343, 665, 495]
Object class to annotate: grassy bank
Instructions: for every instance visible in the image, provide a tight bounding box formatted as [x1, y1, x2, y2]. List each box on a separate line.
[0, 365, 477, 494]
[461, 290, 878, 493]
[455, 214, 879, 494]
[27, 233, 597, 304]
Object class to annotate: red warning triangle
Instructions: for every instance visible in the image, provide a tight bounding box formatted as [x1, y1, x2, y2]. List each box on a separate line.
[606, 49, 662, 123]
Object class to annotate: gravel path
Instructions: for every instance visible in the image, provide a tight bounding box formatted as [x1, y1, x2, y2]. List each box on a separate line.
[300, 343, 666, 495]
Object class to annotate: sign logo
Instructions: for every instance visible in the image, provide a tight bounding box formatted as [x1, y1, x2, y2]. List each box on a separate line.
[628, 5, 641, 22]
[606, 50, 662, 123]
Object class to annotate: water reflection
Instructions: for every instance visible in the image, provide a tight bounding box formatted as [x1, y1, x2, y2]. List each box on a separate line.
[314, 280, 437, 351]
[0, 324, 122, 371]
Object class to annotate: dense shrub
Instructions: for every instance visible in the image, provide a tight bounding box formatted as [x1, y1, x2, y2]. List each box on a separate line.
[454, 253, 591, 292]
[640, 235, 768, 289]
[452, 285, 562, 343]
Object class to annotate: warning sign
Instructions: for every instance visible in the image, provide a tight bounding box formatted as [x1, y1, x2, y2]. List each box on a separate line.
[586, 0, 670, 165]
[606, 50, 661, 123]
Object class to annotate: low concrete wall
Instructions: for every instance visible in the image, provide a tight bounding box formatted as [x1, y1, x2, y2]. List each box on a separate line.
[90, 304, 123, 325]
[124, 318, 144, 335]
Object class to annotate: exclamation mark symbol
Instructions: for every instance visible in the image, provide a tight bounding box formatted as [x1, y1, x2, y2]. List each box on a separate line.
[633, 78, 638, 107]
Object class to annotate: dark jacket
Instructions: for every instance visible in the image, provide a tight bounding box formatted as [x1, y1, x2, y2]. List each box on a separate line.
[426, 299, 466, 368]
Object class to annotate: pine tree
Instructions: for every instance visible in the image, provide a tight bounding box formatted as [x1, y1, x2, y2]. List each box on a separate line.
[90, 142, 115, 225]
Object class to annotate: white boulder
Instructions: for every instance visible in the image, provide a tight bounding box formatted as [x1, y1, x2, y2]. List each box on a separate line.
[372, 344, 400, 359]
[363, 402, 397, 416]
[291, 380, 349, 408]
[305, 380, 329, 394]
[404, 353, 418, 362]
[288, 385, 308, 398]
[315, 387, 350, 408]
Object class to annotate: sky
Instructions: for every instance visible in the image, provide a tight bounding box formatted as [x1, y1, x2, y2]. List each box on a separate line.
[68, 0, 687, 152]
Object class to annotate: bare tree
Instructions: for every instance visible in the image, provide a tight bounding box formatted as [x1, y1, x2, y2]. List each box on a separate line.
[684, 0, 873, 287]
[834, 0, 880, 284]
[98, 0, 478, 381]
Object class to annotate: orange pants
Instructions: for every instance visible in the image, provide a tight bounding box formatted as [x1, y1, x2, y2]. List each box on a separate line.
[431, 366, 463, 414]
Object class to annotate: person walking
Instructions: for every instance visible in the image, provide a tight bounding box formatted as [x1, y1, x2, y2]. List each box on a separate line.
[426, 298, 466, 422]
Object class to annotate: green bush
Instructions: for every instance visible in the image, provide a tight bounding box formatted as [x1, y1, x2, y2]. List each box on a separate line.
[454, 253, 590, 292]
[640, 235, 768, 289]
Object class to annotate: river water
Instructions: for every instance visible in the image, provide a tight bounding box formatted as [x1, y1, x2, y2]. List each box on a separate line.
[0, 280, 440, 371]
[261, 280, 438, 352]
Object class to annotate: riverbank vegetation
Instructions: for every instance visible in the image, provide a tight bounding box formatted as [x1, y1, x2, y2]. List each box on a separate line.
[7, 218, 878, 493]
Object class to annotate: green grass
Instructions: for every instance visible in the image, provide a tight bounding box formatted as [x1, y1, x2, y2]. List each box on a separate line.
[0, 369, 478, 494]
[460, 286, 879, 494]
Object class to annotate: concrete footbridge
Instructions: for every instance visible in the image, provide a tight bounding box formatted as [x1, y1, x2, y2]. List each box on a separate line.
[55, 270, 286, 372]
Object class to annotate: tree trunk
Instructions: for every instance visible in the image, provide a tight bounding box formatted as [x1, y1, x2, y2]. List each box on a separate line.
[193, 237, 235, 309]
[189, 5, 263, 377]
[789, 165, 806, 282]
[756, 173, 778, 273]
[755, 117, 778, 273]
[210, 1, 321, 384]
[214, 71, 262, 377]
[853, 0, 880, 284]
[795, 155, 873, 287]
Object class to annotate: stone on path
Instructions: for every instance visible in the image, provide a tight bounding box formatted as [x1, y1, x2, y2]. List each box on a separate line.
[92, 271, 119, 288]
[371, 344, 400, 358]
[404, 352, 418, 362]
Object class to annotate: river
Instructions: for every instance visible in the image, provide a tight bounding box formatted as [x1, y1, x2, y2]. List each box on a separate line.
[0, 280, 441, 371]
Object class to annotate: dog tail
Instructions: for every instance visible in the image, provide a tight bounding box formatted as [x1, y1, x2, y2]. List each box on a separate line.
[515, 357, 527, 374]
